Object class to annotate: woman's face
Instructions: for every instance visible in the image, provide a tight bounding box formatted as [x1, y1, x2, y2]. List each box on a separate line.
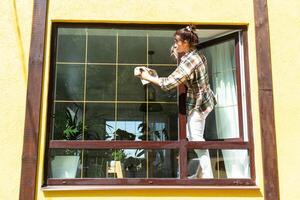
[173, 35, 190, 54]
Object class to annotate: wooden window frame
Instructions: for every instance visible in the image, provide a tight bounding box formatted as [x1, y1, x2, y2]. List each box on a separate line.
[44, 23, 255, 186]
[20, 1, 280, 199]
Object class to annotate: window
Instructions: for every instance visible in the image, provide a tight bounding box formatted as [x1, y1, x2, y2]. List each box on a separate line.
[46, 24, 255, 186]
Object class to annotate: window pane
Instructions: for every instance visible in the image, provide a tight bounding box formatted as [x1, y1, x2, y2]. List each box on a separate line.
[148, 104, 178, 141]
[85, 103, 115, 140]
[150, 66, 177, 102]
[82, 149, 178, 178]
[116, 104, 145, 141]
[148, 30, 176, 64]
[49, 149, 82, 178]
[83, 149, 113, 178]
[86, 65, 116, 101]
[117, 66, 145, 101]
[57, 28, 86, 62]
[52, 102, 84, 140]
[87, 29, 117, 63]
[188, 149, 250, 179]
[221, 149, 250, 178]
[55, 64, 84, 101]
[214, 106, 239, 139]
[146, 149, 178, 178]
[118, 30, 147, 64]
[113, 103, 178, 141]
[203, 39, 240, 139]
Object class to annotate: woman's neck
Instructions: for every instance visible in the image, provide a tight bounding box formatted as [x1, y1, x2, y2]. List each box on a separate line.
[184, 47, 196, 54]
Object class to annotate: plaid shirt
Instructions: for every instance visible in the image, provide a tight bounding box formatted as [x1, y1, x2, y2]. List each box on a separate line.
[159, 49, 217, 114]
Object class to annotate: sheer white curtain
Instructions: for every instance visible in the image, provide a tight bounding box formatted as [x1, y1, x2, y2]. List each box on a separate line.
[203, 39, 250, 178]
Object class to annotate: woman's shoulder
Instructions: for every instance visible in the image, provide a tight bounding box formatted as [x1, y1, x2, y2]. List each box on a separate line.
[181, 49, 206, 66]
[195, 50, 207, 65]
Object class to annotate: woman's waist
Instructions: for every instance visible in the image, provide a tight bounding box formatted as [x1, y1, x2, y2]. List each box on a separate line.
[186, 85, 213, 96]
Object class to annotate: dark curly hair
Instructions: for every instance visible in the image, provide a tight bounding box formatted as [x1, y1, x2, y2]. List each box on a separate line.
[174, 25, 199, 48]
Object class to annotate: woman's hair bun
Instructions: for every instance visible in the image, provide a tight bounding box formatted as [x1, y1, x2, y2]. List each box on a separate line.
[185, 25, 196, 32]
[174, 24, 199, 48]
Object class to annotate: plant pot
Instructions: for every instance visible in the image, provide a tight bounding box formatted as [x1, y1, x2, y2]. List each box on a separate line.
[51, 155, 80, 178]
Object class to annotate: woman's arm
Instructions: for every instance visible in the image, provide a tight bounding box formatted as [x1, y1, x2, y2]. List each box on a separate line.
[135, 65, 189, 91]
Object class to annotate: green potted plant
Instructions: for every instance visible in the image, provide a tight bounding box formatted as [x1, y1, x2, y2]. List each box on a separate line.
[51, 106, 85, 178]
[107, 149, 127, 178]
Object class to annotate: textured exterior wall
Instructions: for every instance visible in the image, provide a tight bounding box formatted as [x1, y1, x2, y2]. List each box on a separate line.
[0, 0, 33, 200]
[39, 1, 263, 199]
[268, 1, 300, 200]
[2, 0, 299, 199]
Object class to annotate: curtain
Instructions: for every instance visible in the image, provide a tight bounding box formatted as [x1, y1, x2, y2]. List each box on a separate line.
[203, 39, 250, 178]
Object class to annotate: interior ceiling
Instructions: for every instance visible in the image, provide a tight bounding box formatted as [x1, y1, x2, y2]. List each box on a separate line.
[197, 29, 239, 43]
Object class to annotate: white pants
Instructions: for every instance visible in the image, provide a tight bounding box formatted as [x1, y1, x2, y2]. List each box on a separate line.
[186, 110, 213, 178]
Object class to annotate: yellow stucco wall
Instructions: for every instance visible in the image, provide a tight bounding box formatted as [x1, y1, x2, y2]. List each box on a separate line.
[0, 0, 33, 200]
[268, 1, 300, 200]
[39, 1, 264, 200]
[1, 0, 299, 200]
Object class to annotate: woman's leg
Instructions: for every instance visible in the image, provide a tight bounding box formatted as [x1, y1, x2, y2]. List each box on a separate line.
[186, 110, 213, 178]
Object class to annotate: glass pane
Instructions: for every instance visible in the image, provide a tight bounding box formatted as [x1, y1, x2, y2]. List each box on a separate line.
[213, 70, 237, 106]
[87, 29, 117, 63]
[85, 103, 115, 140]
[205, 106, 240, 141]
[148, 104, 178, 141]
[149, 66, 177, 102]
[118, 30, 147, 64]
[203, 39, 240, 140]
[188, 149, 250, 179]
[57, 28, 86, 62]
[214, 105, 239, 139]
[147, 149, 178, 178]
[86, 65, 116, 101]
[116, 104, 145, 141]
[52, 102, 84, 140]
[49, 149, 82, 178]
[83, 149, 113, 178]
[55, 64, 84, 101]
[82, 149, 178, 178]
[221, 149, 250, 178]
[117, 65, 145, 101]
[111, 149, 146, 178]
[204, 110, 218, 140]
[148, 33, 176, 64]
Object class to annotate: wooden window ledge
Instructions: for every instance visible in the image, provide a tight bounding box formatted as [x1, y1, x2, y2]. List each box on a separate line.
[41, 185, 260, 191]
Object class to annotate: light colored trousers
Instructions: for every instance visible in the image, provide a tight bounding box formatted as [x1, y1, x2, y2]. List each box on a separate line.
[186, 110, 213, 178]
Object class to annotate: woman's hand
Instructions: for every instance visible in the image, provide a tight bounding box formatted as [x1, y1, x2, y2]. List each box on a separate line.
[140, 70, 151, 80]
[134, 66, 161, 86]
[134, 66, 150, 79]
[134, 66, 145, 77]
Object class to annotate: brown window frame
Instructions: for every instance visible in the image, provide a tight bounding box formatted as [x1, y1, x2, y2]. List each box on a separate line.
[44, 23, 255, 186]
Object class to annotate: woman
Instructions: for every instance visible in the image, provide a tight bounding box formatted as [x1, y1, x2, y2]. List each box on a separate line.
[135, 25, 217, 178]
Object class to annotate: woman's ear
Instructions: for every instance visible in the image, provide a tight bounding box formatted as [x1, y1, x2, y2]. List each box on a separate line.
[183, 40, 190, 48]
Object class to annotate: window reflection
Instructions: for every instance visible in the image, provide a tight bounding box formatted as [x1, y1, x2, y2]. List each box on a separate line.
[57, 28, 86, 62]
[86, 65, 116, 101]
[55, 64, 84, 101]
[117, 66, 145, 101]
[82, 149, 178, 178]
[85, 103, 115, 140]
[188, 149, 250, 179]
[52, 102, 84, 140]
[53, 27, 179, 141]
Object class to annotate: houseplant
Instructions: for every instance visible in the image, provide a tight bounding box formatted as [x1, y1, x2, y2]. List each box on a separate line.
[51, 106, 85, 178]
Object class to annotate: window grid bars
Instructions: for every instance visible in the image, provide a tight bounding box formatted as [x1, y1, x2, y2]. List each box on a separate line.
[56, 62, 177, 67]
[53, 100, 177, 104]
[80, 28, 88, 178]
